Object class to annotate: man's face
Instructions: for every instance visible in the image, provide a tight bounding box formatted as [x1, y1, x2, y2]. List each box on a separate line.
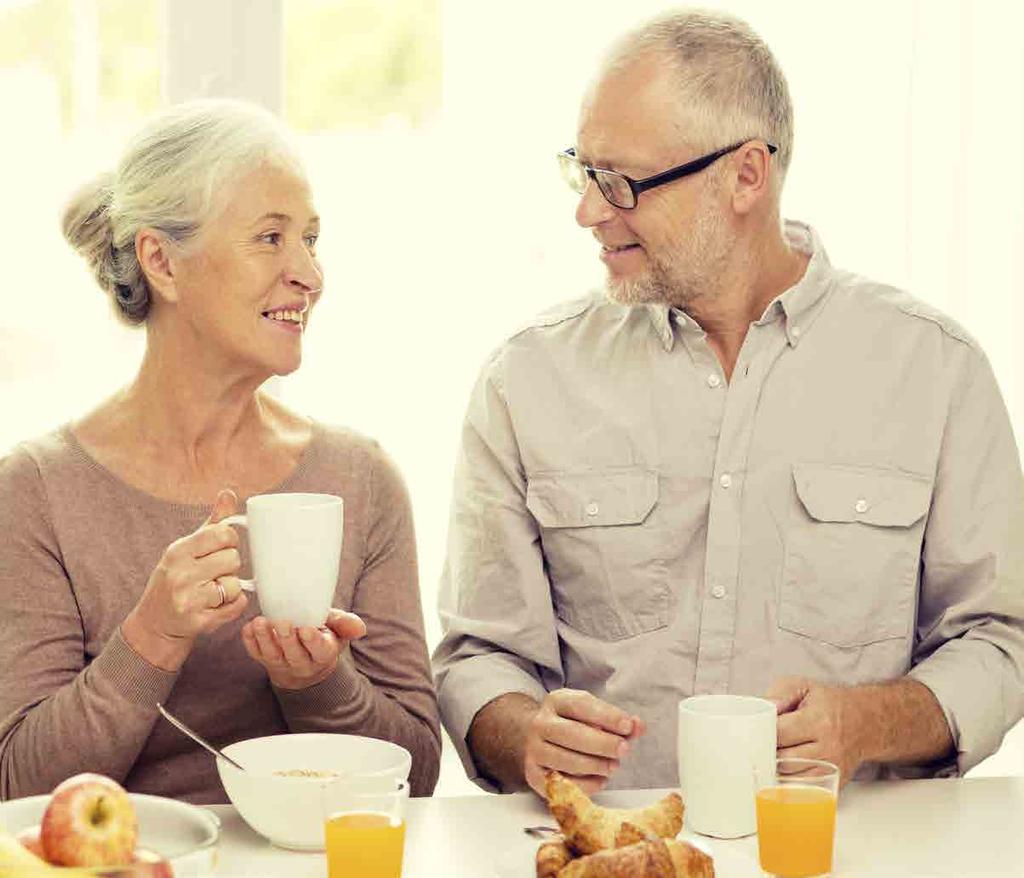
[574, 53, 736, 308]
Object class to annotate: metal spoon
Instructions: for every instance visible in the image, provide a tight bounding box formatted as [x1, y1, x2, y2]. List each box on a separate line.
[156, 702, 246, 772]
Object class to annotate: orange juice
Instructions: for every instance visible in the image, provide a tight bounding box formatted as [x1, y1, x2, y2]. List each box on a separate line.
[324, 811, 406, 878]
[756, 784, 837, 877]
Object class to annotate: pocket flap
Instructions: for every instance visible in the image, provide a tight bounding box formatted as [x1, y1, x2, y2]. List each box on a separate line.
[792, 463, 931, 527]
[526, 468, 659, 528]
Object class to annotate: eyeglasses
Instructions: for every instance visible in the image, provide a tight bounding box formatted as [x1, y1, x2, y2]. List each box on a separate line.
[557, 140, 777, 209]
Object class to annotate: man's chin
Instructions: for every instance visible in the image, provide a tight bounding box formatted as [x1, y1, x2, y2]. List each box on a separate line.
[606, 275, 665, 306]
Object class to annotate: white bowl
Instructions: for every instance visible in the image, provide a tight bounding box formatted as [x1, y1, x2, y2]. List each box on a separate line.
[0, 792, 219, 876]
[216, 732, 411, 850]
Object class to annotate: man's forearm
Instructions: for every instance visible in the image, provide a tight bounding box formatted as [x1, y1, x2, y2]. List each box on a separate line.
[849, 678, 955, 768]
[467, 692, 540, 792]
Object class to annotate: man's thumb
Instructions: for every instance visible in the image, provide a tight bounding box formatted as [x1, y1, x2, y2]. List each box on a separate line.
[205, 488, 239, 526]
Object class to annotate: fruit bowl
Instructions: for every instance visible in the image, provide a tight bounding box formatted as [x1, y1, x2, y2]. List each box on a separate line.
[217, 732, 411, 851]
[0, 793, 219, 876]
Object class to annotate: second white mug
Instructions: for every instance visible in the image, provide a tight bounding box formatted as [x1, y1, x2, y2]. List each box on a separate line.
[677, 694, 777, 838]
[222, 492, 344, 627]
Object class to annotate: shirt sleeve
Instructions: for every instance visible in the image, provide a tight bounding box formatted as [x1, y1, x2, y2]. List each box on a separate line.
[273, 441, 441, 798]
[432, 352, 564, 787]
[0, 447, 180, 799]
[907, 343, 1024, 773]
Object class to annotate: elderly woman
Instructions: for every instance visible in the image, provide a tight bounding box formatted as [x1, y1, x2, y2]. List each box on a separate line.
[0, 100, 440, 802]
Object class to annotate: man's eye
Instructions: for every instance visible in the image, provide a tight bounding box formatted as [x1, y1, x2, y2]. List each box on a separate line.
[304, 233, 319, 249]
[260, 232, 281, 245]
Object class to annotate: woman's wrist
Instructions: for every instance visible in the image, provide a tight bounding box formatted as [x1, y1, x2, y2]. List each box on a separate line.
[121, 611, 194, 672]
[270, 663, 337, 692]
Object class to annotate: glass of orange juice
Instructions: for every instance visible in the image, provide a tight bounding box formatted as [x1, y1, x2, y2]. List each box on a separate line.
[321, 776, 409, 878]
[755, 758, 839, 878]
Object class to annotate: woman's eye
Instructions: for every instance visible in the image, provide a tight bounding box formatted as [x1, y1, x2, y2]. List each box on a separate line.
[304, 234, 319, 249]
[260, 232, 282, 245]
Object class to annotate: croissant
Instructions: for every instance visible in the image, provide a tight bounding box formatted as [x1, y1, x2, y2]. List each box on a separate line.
[665, 839, 716, 878]
[536, 835, 575, 878]
[545, 771, 685, 855]
[556, 837, 714, 878]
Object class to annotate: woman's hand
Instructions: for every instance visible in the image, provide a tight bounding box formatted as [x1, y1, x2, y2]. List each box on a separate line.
[122, 489, 249, 669]
[241, 609, 367, 690]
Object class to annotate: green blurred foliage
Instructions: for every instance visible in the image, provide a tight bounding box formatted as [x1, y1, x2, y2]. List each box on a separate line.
[284, 0, 441, 131]
[0, 0, 159, 130]
[97, 0, 160, 119]
[0, 0, 439, 133]
[0, 0, 74, 124]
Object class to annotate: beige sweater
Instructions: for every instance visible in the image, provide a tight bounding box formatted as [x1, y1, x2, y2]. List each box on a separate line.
[0, 423, 440, 803]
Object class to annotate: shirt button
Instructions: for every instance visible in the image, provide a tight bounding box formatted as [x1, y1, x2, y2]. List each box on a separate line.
[791, 325, 802, 338]
[855, 498, 869, 514]
[585, 501, 600, 516]
[719, 473, 732, 489]
[707, 374, 721, 388]
[711, 585, 726, 599]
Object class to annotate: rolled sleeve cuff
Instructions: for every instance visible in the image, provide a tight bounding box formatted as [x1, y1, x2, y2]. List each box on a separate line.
[438, 652, 548, 792]
[908, 647, 1011, 775]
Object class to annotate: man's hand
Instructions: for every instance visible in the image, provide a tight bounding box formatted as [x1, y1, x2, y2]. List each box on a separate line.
[522, 689, 645, 796]
[767, 676, 864, 786]
[767, 676, 955, 785]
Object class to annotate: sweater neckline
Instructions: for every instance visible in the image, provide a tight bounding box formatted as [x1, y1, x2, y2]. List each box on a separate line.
[57, 420, 322, 518]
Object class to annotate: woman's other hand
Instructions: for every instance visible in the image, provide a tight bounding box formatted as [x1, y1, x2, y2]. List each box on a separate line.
[122, 489, 248, 669]
[241, 608, 366, 690]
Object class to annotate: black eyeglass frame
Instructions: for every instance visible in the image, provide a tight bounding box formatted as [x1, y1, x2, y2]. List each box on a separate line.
[559, 140, 778, 209]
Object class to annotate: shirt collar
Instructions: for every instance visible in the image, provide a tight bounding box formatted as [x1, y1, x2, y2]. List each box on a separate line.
[759, 220, 834, 347]
[645, 220, 833, 351]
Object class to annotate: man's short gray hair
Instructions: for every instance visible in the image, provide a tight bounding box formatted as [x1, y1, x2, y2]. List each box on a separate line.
[609, 8, 794, 182]
[61, 99, 305, 325]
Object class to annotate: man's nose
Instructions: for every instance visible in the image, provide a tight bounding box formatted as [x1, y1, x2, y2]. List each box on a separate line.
[574, 178, 616, 229]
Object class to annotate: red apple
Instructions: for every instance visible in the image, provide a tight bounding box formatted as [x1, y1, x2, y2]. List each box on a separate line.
[40, 773, 138, 867]
[16, 826, 45, 860]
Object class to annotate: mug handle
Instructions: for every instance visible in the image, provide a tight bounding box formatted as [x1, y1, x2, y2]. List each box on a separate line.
[220, 513, 256, 592]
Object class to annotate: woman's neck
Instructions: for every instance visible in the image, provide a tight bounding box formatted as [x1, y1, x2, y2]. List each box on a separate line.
[73, 328, 311, 505]
[122, 336, 271, 468]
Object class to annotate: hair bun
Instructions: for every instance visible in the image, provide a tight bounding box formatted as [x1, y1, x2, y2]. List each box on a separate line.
[61, 171, 118, 293]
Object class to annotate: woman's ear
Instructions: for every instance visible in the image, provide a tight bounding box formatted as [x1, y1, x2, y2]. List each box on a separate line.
[136, 228, 179, 304]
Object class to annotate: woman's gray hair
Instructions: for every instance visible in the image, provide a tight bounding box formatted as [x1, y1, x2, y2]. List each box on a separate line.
[61, 99, 305, 325]
[609, 9, 794, 184]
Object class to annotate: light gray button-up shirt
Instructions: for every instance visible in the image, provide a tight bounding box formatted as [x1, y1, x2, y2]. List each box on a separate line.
[433, 221, 1024, 791]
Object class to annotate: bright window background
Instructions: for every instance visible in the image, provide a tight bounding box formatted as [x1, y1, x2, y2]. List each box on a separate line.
[1, 0, 1021, 794]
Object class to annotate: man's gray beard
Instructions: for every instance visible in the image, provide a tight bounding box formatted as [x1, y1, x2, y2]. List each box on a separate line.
[606, 201, 735, 309]
[607, 258, 696, 307]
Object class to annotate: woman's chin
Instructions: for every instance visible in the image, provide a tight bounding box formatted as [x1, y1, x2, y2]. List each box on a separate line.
[271, 358, 302, 378]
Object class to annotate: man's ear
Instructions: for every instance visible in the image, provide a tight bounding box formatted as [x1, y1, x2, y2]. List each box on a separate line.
[730, 142, 774, 216]
[136, 228, 180, 305]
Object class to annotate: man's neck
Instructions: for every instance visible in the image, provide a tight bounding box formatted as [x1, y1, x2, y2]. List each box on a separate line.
[683, 234, 810, 382]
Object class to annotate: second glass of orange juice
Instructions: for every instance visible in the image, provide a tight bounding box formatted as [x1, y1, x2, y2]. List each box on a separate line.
[755, 758, 839, 878]
[322, 777, 409, 878]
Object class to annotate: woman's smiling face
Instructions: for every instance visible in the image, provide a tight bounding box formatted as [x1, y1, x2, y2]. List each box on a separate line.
[170, 162, 323, 378]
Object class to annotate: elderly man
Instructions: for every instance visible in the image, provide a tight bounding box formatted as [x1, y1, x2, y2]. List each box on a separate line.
[433, 9, 1024, 796]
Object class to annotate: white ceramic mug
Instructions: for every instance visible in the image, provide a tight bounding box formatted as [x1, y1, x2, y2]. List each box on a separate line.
[677, 694, 777, 838]
[221, 493, 344, 627]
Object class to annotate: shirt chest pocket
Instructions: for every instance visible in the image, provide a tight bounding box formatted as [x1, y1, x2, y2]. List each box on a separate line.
[780, 463, 932, 648]
[525, 467, 669, 641]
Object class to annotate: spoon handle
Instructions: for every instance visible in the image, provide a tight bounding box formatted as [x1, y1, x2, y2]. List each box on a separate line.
[157, 702, 246, 772]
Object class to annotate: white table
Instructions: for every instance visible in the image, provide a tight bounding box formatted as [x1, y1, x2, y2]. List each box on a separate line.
[210, 776, 1024, 877]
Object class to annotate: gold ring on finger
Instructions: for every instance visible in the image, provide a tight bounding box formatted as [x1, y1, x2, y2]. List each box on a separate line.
[215, 579, 227, 608]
